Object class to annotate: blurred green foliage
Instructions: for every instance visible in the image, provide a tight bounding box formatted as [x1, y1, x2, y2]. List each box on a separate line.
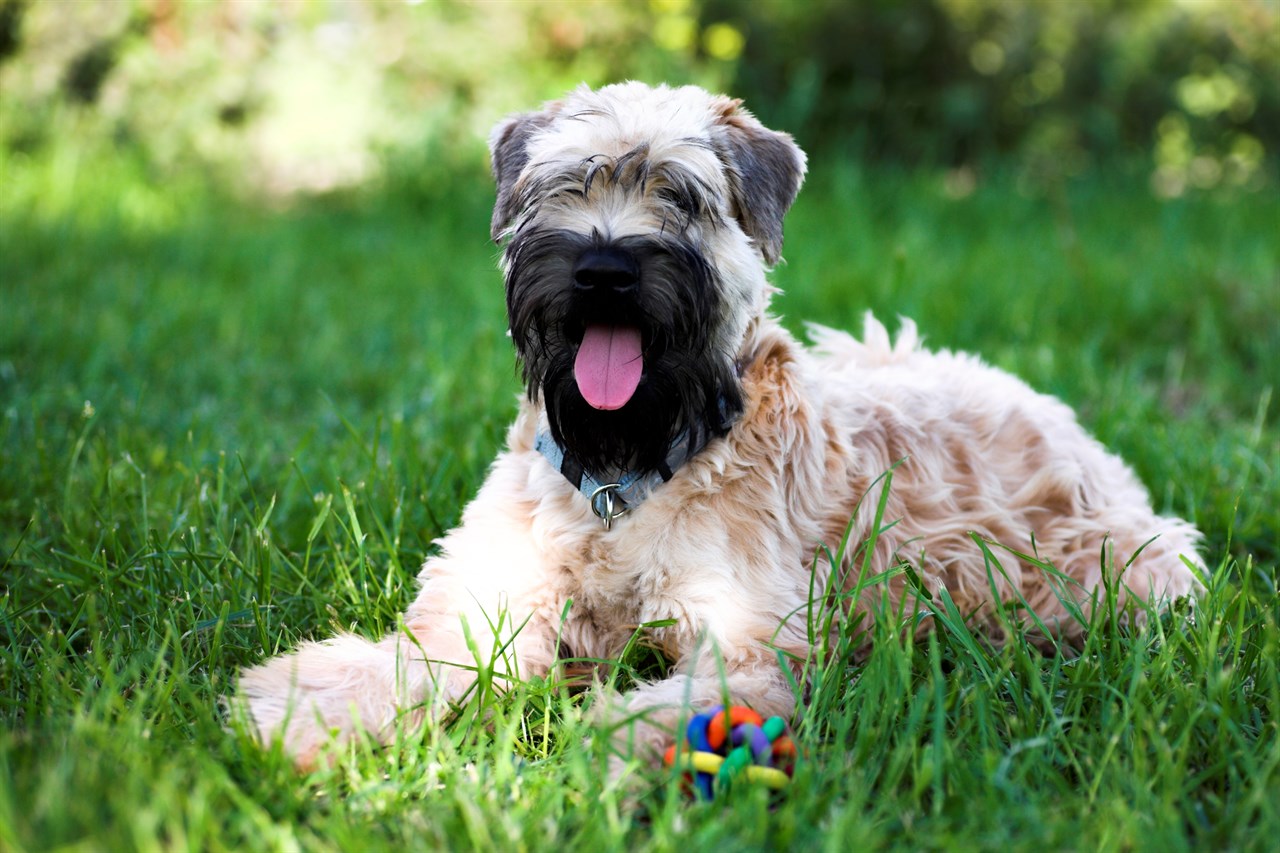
[0, 0, 1275, 198]
[721, 0, 1277, 195]
[0, 0, 732, 195]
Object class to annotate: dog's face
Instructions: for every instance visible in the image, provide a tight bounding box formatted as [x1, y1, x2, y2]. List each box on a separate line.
[489, 83, 807, 476]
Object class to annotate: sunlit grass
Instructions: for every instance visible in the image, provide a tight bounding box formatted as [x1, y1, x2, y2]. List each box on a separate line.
[1, 149, 1277, 850]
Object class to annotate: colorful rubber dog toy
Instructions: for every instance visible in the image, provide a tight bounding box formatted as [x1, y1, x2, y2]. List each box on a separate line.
[662, 705, 797, 798]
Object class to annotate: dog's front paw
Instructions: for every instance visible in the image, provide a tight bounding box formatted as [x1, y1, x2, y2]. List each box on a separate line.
[589, 685, 706, 775]
[606, 708, 685, 770]
[233, 655, 352, 769]
[232, 635, 414, 770]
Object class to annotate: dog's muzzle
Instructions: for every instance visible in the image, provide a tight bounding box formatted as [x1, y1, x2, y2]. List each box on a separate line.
[568, 245, 648, 412]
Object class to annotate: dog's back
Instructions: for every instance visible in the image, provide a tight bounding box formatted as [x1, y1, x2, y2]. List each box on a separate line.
[802, 313, 1202, 639]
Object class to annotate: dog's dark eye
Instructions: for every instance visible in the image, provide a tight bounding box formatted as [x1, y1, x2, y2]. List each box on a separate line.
[656, 186, 700, 218]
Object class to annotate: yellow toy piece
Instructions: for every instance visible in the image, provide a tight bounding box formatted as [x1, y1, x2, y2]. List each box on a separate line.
[667, 751, 792, 791]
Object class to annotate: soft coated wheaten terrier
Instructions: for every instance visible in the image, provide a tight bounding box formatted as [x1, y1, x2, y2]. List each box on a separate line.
[236, 82, 1202, 770]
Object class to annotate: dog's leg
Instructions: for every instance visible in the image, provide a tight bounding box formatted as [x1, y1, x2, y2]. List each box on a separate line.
[235, 454, 561, 769]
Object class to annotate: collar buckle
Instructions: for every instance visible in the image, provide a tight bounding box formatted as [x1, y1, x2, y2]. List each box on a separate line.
[589, 483, 629, 530]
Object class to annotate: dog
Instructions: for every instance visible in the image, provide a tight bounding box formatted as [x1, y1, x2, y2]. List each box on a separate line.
[236, 82, 1202, 770]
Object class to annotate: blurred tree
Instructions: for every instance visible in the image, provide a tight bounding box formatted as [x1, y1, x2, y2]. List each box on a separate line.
[0, 0, 725, 193]
[0, 0, 25, 66]
[711, 0, 1276, 194]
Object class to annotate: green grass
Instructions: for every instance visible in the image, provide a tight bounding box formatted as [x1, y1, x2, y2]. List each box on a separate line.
[1, 144, 1277, 851]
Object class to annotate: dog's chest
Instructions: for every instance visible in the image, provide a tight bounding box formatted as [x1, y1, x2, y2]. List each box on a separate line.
[565, 535, 665, 612]
[549, 527, 699, 649]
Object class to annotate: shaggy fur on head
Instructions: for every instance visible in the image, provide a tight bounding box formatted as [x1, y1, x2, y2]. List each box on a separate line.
[235, 82, 1202, 770]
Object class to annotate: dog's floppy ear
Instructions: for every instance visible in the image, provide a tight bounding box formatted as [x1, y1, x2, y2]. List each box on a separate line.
[713, 104, 808, 264]
[489, 110, 557, 242]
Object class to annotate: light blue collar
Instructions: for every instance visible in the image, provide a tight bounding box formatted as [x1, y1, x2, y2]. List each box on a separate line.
[535, 424, 712, 529]
[535, 357, 749, 529]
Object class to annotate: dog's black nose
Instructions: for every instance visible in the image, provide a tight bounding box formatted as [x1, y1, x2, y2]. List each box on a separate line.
[573, 247, 639, 293]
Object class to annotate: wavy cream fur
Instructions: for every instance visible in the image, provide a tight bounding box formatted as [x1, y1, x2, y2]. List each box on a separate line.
[235, 83, 1201, 769]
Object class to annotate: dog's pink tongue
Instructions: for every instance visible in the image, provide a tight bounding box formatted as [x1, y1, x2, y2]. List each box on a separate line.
[574, 324, 643, 410]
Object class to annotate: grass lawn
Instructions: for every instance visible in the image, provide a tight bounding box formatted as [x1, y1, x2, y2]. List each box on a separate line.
[2, 146, 1277, 851]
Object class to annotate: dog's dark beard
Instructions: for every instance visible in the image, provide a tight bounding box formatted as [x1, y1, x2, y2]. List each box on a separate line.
[505, 228, 743, 476]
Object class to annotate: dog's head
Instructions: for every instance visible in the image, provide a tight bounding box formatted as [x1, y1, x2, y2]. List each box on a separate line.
[489, 82, 807, 476]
